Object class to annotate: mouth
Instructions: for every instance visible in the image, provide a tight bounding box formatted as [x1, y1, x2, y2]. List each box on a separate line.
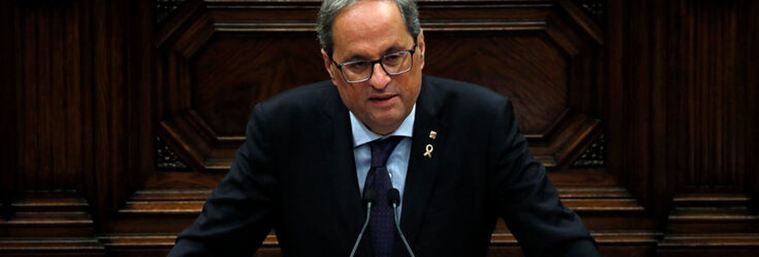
[368, 94, 399, 107]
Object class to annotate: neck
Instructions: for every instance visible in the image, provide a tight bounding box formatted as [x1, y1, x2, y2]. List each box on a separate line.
[368, 124, 399, 136]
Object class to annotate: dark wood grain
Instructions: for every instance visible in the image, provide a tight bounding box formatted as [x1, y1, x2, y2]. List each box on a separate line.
[747, 0, 759, 202]
[5, 0, 759, 256]
[607, 0, 759, 256]
[19, 2, 40, 190]
[0, 0, 154, 220]
[192, 33, 328, 137]
[92, 0, 122, 218]
[606, 0, 656, 217]
[84, 0, 156, 220]
[0, 191, 103, 257]
[78, 0, 97, 223]
[11, 2, 83, 191]
[659, 193, 759, 257]
[156, 0, 603, 172]
[425, 31, 569, 134]
[675, 0, 744, 189]
[0, 0, 19, 219]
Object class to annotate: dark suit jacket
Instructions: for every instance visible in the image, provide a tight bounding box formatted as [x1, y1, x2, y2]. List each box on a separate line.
[168, 76, 599, 257]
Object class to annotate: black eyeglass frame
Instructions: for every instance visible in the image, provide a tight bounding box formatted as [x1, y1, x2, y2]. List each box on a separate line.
[330, 44, 417, 84]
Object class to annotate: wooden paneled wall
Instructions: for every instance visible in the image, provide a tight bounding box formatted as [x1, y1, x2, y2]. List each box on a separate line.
[1, 0, 757, 256]
[1, 0, 17, 222]
[608, 0, 759, 213]
[1, 0, 155, 216]
[607, 0, 759, 256]
[1, 0, 155, 255]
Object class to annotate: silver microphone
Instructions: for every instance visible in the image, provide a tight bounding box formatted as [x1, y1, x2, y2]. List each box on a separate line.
[388, 188, 416, 257]
[349, 189, 376, 257]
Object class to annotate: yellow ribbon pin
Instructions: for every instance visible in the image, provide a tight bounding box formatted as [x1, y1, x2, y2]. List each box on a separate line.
[423, 144, 433, 158]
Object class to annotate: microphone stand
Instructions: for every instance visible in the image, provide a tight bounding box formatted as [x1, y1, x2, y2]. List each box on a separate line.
[349, 189, 376, 257]
[388, 188, 416, 257]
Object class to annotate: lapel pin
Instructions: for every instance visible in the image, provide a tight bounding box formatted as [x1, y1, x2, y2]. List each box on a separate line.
[429, 130, 438, 140]
[423, 144, 434, 158]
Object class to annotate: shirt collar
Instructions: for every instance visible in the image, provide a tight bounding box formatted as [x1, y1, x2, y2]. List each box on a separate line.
[350, 104, 416, 148]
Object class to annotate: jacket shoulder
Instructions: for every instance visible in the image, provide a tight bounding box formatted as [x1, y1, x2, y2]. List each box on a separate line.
[247, 80, 340, 134]
[422, 75, 509, 111]
[261, 80, 337, 111]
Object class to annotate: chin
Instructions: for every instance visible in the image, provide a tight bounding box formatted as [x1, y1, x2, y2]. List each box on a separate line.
[366, 116, 400, 132]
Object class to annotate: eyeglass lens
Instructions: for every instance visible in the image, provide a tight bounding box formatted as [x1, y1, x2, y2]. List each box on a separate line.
[341, 51, 413, 83]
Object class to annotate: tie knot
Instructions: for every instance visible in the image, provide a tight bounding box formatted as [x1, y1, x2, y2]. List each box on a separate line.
[369, 136, 403, 168]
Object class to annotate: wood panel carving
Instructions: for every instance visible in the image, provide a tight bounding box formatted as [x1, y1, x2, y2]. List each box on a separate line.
[0, 191, 104, 257]
[156, 0, 328, 172]
[6, 0, 758, 256]
[156, 0, 605, 172]
[11, 0, 88, 192]
[668, 0, 747, 190]
[655, 0, 759, 255]
[606, 0, 759, 256]
[140, 1, 652, 257]
[571, 133, 606, 168]
[2, 0, 156, 255]
[0, 0, 18, 222]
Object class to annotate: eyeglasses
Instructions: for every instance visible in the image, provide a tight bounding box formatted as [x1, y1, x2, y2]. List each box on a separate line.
[331, 44, 417, 84]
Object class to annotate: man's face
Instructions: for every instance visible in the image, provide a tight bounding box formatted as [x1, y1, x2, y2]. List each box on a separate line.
[322, 0, 425, 135]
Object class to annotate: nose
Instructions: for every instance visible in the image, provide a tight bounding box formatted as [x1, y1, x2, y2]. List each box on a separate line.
[368, 62, 391, 90]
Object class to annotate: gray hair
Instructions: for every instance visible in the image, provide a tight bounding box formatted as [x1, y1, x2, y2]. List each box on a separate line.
[316, 0, 421, 57]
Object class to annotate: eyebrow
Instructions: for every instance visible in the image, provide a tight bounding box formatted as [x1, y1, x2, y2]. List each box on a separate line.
[340, 45, 409, 63]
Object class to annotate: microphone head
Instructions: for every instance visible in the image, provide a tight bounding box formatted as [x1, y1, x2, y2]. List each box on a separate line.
[363, 188, 376, 204]
[388, 188, 401, 206]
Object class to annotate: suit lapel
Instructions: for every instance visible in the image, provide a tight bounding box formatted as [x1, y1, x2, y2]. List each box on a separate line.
[319, 85, 366, 252]
[320, 78, 447, 256]
[400, 77, 446, 252]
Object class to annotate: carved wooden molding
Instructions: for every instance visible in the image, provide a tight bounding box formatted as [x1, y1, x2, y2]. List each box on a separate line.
[156, 0, 187, 24]
[573, 0, 606, 25]
[571, 132, 606, 168]
[155, 136, 190, 170]
[660, 193, 759, 256]
[154, 0, 605, 171]
[0, 191, 105, 256]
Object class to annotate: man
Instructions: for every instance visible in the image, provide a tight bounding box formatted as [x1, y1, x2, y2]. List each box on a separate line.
[168, 0, 601, 256]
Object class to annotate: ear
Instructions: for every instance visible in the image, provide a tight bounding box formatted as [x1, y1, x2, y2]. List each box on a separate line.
[417, 30, 426, 70]
[321, 48, 340, 85]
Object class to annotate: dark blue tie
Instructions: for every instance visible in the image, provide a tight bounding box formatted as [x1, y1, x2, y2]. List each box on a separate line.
[366, 136, 402, 257]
